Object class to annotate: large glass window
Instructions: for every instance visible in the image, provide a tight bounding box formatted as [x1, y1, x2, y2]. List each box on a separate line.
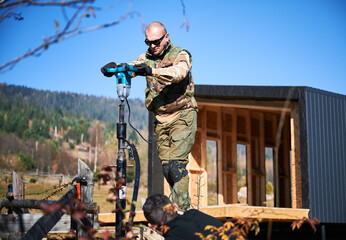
[207, 140, 218, 205]
[265, 147, 275, 207]
[237, 144, 247, 204]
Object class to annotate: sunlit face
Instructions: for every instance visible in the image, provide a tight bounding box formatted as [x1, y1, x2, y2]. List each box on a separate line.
[145, 27, 169, 56]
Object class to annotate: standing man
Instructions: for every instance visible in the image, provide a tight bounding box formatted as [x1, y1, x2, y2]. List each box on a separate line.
[101, 21, 198, 211]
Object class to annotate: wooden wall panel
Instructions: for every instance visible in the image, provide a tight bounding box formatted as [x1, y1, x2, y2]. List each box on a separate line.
[250, 112, 266, 206]
[188, 106, 208, 207]
[290, 103, 302, 208]
[188, 102, 295, 209]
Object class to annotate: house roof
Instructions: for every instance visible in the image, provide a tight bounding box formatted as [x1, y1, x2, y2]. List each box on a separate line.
[195, 85, 346, 101]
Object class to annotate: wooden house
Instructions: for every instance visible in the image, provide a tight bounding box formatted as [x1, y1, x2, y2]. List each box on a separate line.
[147, 85, 346, 239]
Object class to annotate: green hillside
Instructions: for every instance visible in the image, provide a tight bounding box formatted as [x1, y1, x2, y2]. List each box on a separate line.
[0, 83, 148, 175]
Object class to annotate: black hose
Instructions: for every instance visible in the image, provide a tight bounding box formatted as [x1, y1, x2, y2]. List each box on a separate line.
[125, 97, 168, 143]
[128, 143, 140, 227]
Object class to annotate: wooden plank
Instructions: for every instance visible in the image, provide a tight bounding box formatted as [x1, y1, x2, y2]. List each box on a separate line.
[189, 104, 208, 208]
[98, 205, 310, 224]
[199, 205, 309, 221]
[195, 98, 292, 112]
[0, 214, 71, 233]
[200, 107, 208, 207]
[99, 211, 147, 224]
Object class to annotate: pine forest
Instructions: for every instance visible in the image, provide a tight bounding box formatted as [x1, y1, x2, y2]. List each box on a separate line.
[0, 83, 149, 184]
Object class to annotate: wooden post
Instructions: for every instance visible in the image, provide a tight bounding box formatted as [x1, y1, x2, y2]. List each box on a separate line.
[76, 158, 95, 238]
[12, 171, 24, 200]
[78, 158, 94, 204]
[12, 171, 25, 233]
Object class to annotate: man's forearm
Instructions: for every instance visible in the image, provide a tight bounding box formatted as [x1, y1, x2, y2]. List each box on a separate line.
[152, 52, 191, 83]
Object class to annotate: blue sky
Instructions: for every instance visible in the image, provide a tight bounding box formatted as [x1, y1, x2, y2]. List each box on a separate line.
[1, 0, 346, 100]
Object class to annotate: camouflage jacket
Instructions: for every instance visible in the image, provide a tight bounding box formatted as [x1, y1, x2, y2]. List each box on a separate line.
[131, 41, 198, 115]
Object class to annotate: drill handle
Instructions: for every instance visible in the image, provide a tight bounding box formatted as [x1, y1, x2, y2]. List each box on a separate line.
[105, 64, 144, 74]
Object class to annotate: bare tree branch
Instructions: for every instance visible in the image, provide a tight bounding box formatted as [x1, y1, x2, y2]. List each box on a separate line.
[0, 0, 188, 72]
[0, 0, 94, 8]
[180, 0, 190, 32]
[0, 4, 25, 23]
[0, 0, 139, 72]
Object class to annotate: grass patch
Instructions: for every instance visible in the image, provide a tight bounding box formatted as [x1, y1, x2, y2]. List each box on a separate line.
[0, 179, 147, 214]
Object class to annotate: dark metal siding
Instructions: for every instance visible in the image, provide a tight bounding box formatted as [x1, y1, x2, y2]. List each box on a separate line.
[305, 88, 346, 223]
[195, 85, 301, 101]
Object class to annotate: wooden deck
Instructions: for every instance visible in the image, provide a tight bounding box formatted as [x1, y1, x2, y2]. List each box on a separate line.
[98, 205, 310, 224]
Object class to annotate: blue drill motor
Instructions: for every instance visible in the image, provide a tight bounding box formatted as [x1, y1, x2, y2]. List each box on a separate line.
[104, 63, 142, 100]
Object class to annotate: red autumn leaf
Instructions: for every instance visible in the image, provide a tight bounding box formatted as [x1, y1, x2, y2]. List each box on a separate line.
[101, 230, 110, 239]
[39, 202, 62, 214]
[101, 165, 113, 171]
[72, 210, 86, 220]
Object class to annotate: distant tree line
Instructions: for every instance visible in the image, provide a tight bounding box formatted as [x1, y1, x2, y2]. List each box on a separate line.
[0, 84, 148, 173]
[0, 84, 147, 141]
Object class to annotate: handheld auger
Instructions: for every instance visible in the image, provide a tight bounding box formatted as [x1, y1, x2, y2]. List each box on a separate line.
[102, 63, 143, 238]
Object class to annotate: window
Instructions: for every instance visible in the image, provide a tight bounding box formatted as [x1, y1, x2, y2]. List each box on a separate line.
[265, 147, 275, 207]
[207, 140, 218, 205]
[237, 144, 247, 204]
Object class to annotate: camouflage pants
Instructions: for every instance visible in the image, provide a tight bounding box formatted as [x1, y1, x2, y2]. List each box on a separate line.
[154, 110, 197, 211]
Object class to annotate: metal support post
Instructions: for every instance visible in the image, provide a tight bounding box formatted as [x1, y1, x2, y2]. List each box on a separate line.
[116, 100, 127, 238]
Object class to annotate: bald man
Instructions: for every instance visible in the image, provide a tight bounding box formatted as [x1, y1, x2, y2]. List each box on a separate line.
[101, 21, 198, 210]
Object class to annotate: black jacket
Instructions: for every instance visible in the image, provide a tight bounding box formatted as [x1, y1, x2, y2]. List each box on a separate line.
[163, 209, 223, 240]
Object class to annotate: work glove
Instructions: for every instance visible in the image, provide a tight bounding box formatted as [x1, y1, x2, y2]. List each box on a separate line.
[133, 63, 152, 76]
[101, 62, 117, 77]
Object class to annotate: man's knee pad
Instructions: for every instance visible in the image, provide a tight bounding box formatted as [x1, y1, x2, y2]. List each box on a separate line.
[162, 160, 188, 187]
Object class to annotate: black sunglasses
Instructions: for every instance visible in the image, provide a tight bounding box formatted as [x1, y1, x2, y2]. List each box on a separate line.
[145, 34, 166, 46]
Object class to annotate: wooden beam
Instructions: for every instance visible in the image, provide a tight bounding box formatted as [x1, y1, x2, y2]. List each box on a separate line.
[0, 199, 95, 211]
[98, 205, 310, 224]
[259, 112, 266, 206]
[290, 103, 302, 208]
[196, 98, 292, 112]
[0, 199, 62, 210]
[199, 205, 309, 221]
[245, 110, 253, 205]
[231, 108, 237, 203]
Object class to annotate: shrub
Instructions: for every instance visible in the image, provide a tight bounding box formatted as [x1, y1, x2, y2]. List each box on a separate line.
[266, 181, 274, 194]
[69, 142, 75, 149]
[30, 178, 37, 183]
